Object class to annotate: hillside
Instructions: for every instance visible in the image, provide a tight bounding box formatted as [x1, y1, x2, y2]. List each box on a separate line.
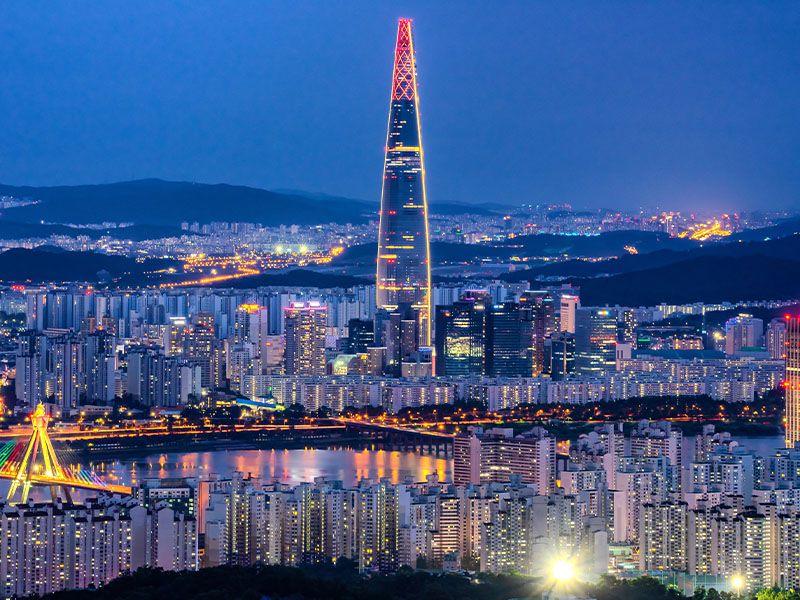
[0, 179, 376, 226]
[0, 179, 504, 228]
[0, 220, 187, 241]
[335, 242, 513, 267]
[729, 217, 800, 242]
[503, 254, 800, 306]
[212, 269, 371, 289]
[517, 233, 800, 278]
[0, 248, 175, 284]
[500, 230, 697, 257]
[335, 231, 702, 270]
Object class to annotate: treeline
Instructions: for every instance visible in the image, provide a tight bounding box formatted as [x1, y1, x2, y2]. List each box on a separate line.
[37, 564, 532, 600]
[34, 564, 800, 600]
[339, 392, 784, 425]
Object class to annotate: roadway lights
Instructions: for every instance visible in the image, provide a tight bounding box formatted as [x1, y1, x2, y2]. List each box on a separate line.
[731, 574, 745, 595]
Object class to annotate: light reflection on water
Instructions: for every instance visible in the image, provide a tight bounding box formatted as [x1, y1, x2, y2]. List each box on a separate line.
[0, 435, 786, 501]
[88, 447, 452, 488]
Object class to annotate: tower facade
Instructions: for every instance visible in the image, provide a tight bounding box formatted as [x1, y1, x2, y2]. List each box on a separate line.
[786, 315, 800, 448]
[376, 18, 432, 346]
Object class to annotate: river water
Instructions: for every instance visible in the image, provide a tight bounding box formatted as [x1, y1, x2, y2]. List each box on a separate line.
[87, 447, 452, 488]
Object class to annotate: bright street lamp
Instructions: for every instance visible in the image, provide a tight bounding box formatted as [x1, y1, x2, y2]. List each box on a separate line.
[551, 559, 574, 583]
[731, 574, 745, 595]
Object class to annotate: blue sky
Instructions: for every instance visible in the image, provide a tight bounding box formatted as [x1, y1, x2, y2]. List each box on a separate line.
[0, 1, 797, 211]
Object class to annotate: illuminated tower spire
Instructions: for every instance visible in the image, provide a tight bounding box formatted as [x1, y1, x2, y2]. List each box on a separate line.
[376, 18, 432, 346]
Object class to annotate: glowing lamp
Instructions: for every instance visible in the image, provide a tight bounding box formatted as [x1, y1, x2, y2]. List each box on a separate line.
[731, 575, 745, 592]
[551, 559, 574, 582]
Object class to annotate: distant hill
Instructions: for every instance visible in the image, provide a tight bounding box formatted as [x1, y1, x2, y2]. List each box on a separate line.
[335, 242, 513, 267]
[503, 254, 800, 306]
[515, 233, 800, 278]
[274, 189, 503, 216]
[0, 179, 502, 228]
[0, 179, 376, 226]
[730, 217, 800, 242]
[334, 231, 699, 270]
[499, 230, 697, 257]
[0, 220, 187, 241]
[212, 269, 371, 289]
[0, 248, 175, 284]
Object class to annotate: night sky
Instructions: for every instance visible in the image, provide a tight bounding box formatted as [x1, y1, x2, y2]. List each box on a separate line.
[0, 1, 798, 211]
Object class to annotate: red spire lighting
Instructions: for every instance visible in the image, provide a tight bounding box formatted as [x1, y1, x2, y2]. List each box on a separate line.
[392, 19, 415, 101]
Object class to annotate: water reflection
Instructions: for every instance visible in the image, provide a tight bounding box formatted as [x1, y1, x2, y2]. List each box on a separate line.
[89, 447, 452, 487]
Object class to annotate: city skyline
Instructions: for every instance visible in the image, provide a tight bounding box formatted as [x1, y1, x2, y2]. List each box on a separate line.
[0, 3, 797, 211]
[2, 5, 800, 597]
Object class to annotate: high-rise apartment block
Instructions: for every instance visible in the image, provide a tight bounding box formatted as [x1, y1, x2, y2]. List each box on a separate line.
[725, 315, 764, 356]
[453, 427, 556, 494]
[284, 301, 327, 376]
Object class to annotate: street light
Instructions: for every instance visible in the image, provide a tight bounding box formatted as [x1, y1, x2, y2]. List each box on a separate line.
[731, 574, 745, 597]
[551, 559, 574, 583]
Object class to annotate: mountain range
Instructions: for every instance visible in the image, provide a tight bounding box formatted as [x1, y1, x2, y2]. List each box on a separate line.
[0, 179, 502, 227]
[497, 234, 800, 305]
[504, 233, 800, 279]
[0, 179, 375, 227]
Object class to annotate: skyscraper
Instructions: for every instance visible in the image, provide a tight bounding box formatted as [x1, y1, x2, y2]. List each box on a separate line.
[345, 318, 374, 354]
[284, 301, 327, 376]
[559, 294, 580, 333]
[435, 293, 489, 376]
[485, 301, 531, 377]
[376, 18, 432, 347]
[519, 290, 556, 376]
[544, 332, 575, 381]
[767, 318, 787, 360]
[574, 307, 617, 376]
[786, 316, 800, 448]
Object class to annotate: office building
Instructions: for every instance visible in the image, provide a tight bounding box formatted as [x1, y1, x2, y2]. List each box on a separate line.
[574, 308, 617, 376]
[519, 290, 555, 376]
[434, 294, 489, 376]
[345, 318, 374, 354]
[485, 302, 531, 377]
[559, 294, 580, 333]
[544, 332, 575, 380]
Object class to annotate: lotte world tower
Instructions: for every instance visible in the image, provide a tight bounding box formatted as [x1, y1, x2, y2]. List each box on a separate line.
[376, 18, 433, 346]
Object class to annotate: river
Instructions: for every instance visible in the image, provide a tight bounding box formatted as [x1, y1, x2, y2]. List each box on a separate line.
[87, 446, 452, 488]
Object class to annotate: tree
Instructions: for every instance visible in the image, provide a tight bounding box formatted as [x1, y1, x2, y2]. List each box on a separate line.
[284, 403, 306, 420]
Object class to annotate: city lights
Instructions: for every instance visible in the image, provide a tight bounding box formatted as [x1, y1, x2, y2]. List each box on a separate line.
[0, 6, 796, 599]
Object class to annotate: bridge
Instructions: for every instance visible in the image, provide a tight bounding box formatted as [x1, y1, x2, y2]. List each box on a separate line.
[0, 404, 132, 503]
[336, 418, 454, 454]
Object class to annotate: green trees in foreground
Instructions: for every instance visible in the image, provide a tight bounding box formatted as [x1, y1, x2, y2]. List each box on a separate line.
[34, 566, 800, 600]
